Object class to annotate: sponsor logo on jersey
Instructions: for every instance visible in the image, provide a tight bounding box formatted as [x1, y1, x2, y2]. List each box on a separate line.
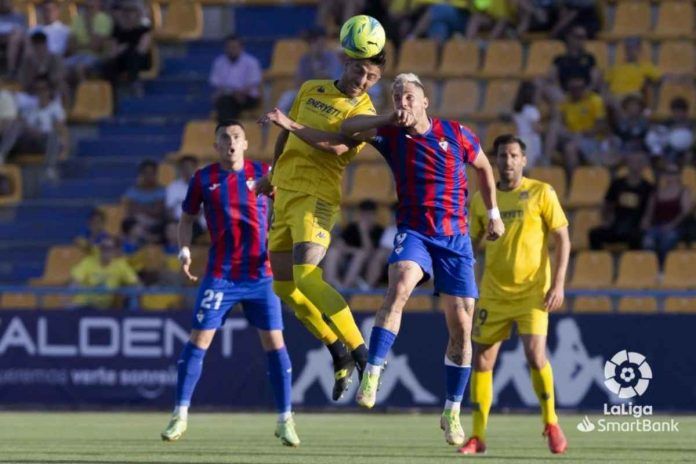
[306, 98, 341, 117]
[209, 183, 221, 191]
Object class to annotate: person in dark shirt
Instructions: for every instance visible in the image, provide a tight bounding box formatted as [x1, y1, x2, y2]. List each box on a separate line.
[102, 1, 151, 89]
[589, 154, 653, 250]
[551, 26, 599, 94]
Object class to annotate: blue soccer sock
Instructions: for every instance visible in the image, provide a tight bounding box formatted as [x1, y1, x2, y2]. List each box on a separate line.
[175, 342, 207, 411]
[444, 355, 472, 411]
[266, 347, 292, 420]
[367, 327, 397, 368]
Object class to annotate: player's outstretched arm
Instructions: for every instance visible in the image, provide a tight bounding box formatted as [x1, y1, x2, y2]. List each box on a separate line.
[177, 213, 198, 282]
[545, 226, 570, 312]
[258, 107, 359, 156]
[341, 110, 414, 141]
[470, 149, 505, 241]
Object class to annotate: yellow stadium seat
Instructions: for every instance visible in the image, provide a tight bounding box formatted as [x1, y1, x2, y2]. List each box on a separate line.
[30, 246, 87, 286]
[395, 39, 438, 77]
[350, 294, 383, 312]
[482, 121, 516, 152]
[70, 80, 113, 122]
[529, 166, 567, 201]
[155, 0, 203, 41]
[15, 2, 37, 28]
[662, 250, 696, 288]
[140, 45, 160, 80]
[436, 79, 479, 119]
[655, 81, 696, 119]
[345, 163, 395, 205]
[0, 164, 22, 206]
[570, 251, 613, 289]
[570, 209, 601, 251]
[269, 78, 295, 110]
[573, 296, 612, 313]
[101, 203, 125, 236]
[682, 166, 696, 199]
[58, 1, 77, 25]
[170, 120, 217, 160]
[404, 295, 434, 312]
[617, 297, 657, 313]
[585, 40, 609, 71]
[157, 162, 176, 186]
[0, 292, 37, 309]
[523, 40, 565, 78]
[656, 41, 694, 75]
[480, 40, 523, 78]
[600, 0, 651, 39]
[567, 166, 610, 209]
[650, 1, 695, 40]
[437, 39, 479, 78]
[476, 80, 520, 121]
[614, 251, 659, 289]
[664, 297, 696, 313]
[40, 294, 74, 310]
[141, 293, 185, 311]
[129, 245, 167, 273]
[264, 39, 308, 80]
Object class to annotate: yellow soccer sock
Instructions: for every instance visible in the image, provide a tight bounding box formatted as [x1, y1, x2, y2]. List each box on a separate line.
[293, 264, 364, 350]
[272, 280, 338, 345]
[531, 362, 558, 425]
[471, 370, 493, 440]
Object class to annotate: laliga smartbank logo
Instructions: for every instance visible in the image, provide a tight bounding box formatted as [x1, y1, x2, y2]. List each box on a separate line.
[576, 350, 679, 434]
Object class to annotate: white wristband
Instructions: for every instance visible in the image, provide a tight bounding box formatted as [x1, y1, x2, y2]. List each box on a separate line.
[178, 246, 191, 261]
[487, 207, 501, 220]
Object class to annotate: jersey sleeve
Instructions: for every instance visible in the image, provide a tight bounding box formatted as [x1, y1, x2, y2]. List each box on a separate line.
[181, 171, 203, 215]
[459, 124, 481, 164]
[70, 257, 90, 283]
[540, 183, 569, 231]
[468, 193, 486, 241]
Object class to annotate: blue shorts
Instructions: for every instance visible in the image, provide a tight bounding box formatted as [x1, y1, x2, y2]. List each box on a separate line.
[388, 228, 479, 298]
[191, 276, 283, 331]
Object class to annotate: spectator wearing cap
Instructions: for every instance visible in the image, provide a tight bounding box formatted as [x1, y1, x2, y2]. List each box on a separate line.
[29, 0, 71, 56]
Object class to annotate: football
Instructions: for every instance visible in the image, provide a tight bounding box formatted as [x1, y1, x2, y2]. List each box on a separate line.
[339, 15, 386, 59]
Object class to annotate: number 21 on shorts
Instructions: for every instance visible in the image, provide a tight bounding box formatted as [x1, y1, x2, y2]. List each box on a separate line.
[201, 290, 223, 310]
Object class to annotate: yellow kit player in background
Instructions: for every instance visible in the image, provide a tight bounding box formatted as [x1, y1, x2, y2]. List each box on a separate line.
[461, 134, 570, 455]
[257, 51, 386, 400]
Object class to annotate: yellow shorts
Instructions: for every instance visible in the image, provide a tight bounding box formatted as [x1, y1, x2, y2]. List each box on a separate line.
[472, 297, 549, 345]
[268, 188, 340, 252]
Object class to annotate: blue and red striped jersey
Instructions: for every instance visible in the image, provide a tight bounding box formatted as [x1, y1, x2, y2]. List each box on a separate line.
[372, 118, 480, 236]
[182, 160, 272, 281]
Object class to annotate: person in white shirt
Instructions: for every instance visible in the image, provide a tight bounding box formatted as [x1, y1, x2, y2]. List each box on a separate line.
[29, 0, 70, 56]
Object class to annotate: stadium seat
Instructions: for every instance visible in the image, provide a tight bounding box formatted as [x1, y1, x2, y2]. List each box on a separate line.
[436, 79, 479, 119]
[569, 251, 613, 289]
[58, 1, 77, 25]
[268, 78, 295, 111]
[404, 295, 434, 312]
[395, 39, 438, 77]
[437, 39, 479, 78]
[30, 246, 86, 286]
[476, 80, 520, 121]
[129, 245, 167, 273]
[141, 294, 185, 311]
[614, 251, 659, 289]
[573, 296, 612, 313]
[655, 81, 696, 119]
[155, 0, 203, 41]
[567, 166, 610, 209]
[70, 80, 113, 122]
[662, 250, 696, 288]
[656, 41, 695, 75]
[0, 164, 22, 206]
[350, 294, 382, 312]
[528, 166, 567, 201]
[600, 0, 651, 39]
[15, 2, 37, 28]
[617, 297, 658, 313]
[682, 166, 696, 199]
[169, 120, 217, 160]
[585, 41, 609, 71]
[344, 163, 395, 205]
[479, 40, 523, 78]
[101, 203, 125, 236]
[0, 292, 37, 309]
[650, 1, 695, 40]
[482, 121, 516, 152]
[570, 209, 601, 251]
[264, 39, 308, 80]
[522, 40, 565, 78]
[664, 297, 696, 313]
[40, 294, 74, 310]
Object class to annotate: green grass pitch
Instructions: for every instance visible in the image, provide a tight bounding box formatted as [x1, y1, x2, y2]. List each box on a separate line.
[0, 412, 693, 463]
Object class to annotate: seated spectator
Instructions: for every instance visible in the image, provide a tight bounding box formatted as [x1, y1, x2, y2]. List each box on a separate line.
[646, 97, 695, 168]
[0, 76, 17, 131]
[641, 164, 692, 266]
[30, 0, 70, 57]
[551, 0, 600, 39]
[409, 0, 469, 45]
[209, 34, 261, 122]
[70, 235, 140, 309]
[513, 81, 543, 168]
[0, 0, 27, 75]
[165, 155, 205, 233]
[74, 208, 109, 253]
[466, 0, 515, 39]
[546, 26, 600, 103]
[17, 31, 65, 94]
[515, 0, 558, 36]
[604, 38, 660, 106]
[277, 26, 341, 113]
[362, 0, 427, 48]
[120, 217, 145, 254]
[102, 1, 151, 93]
[0, 77, 67, 180]
[123, 159, 166, 242]
[589, 154, 653, 250]
[316, 0, 365, 36]
[65, 0, 113, 82]
[324, 200, 384, 290]
[608, 94, 649, 155]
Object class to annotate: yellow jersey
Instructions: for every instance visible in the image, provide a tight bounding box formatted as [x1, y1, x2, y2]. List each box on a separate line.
[271, 79, 376, 205]
[71, 255, 139, 309]
[469, 177, 568, 302]
[605, 61, 661, 96]
[560, 91, 605, 133]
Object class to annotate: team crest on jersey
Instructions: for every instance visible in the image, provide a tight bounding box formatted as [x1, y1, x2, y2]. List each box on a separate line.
[519, 191, 529, 200]
[395, 233, 406, 245]
[395, 246, 404, 255]
[196, 311, 204, 323]
[317, 86, 325, 93]
[209, 183, 221, 191]
[246, 178, 256, 191]
[438, 138, 448, 151]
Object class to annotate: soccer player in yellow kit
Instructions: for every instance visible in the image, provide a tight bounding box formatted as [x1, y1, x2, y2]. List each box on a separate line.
[461, 134, 571, 455]
[257, 51, 385, 400]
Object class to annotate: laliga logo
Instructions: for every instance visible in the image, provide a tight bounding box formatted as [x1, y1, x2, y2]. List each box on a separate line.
[603, 350, 652, 399]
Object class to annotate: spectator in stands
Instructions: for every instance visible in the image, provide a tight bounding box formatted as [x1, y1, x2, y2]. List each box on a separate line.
[409, 1, 469, 45]
[515, 0, 557, 36]
[364, 202, 397, 288]
[466, 0, 515, 39]
[0, 77, 67, 180]
[513, 81, 543, 168]
[120, 217, 144, 254]
[123, 159, 166, 242]
[209, 34, 261, 122]
[361, 0, 427, 47]
[641, 164, 692, 266]
[65, 0, 113, 83]
[165, 155, 206, 235]
[0, 76, 18, 131]
[71, 235, 140, 309]
[30, 0, 70, 57]
[0, 0, 27, 75]
[551, 0, 600, 39]
[316, 0, 365, 36]
[276, 26, 342, 113]
[74, 208, 109, 253]
[646, 97, 695, 168]
[589, 154, 653, 251]
[17, 31, 65, 94]
[607, 94, 649, 155]
[324, 200, 384, 290]
[604, 38, 661, 106]
[547, 26, 600, 102]
[102, 1, 151, 94]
